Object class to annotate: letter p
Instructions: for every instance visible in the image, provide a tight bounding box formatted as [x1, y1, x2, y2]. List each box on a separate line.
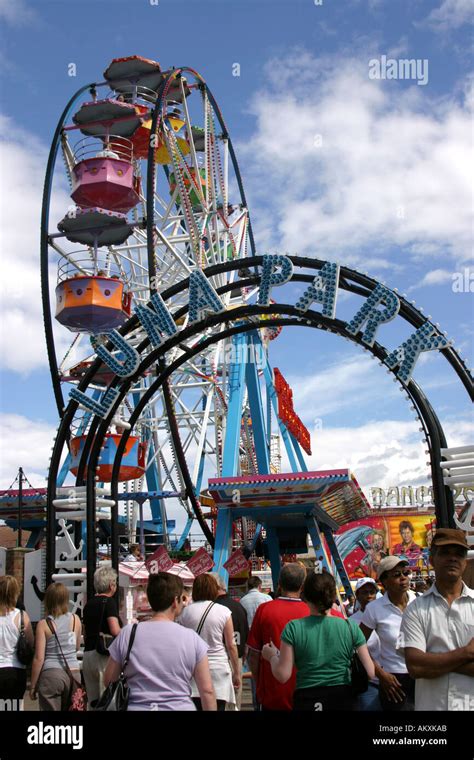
[257, 255, 294, 305]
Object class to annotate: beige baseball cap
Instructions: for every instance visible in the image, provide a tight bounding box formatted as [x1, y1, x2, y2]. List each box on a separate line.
[377, 556, 409, 580]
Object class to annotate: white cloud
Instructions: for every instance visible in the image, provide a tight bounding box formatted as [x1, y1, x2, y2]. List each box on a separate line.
[286, 354, 395, 420]
[0, 114, 78, 374]
[0, 0, 36, 25]
[279, 416, 473, 500]
[409, 268, 454, 291]
[241, 49, 473, 267]
[425, 0, 473, 31]
[0, 414, 57, 488]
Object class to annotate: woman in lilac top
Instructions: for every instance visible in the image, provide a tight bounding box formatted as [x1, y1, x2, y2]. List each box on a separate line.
[105, 573, 216, 711]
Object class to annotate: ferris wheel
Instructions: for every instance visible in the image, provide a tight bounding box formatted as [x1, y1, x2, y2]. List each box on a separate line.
[41, 55, 285, 584]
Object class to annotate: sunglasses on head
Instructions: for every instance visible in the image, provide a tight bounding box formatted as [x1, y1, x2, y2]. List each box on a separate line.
[389, 569, 412, 578]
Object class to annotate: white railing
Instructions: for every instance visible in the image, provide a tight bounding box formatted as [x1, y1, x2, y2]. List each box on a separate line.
[73, 134, 134, 164]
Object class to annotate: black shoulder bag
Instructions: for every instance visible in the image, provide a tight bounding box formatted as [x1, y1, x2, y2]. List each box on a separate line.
[346, 619, 369, 695]
[16, 610, 34, 666]
[91, 623, 138, 711]
[96, 597, 114, 656]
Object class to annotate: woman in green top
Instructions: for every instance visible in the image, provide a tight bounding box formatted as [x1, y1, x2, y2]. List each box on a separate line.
[262, 570, 375, 710]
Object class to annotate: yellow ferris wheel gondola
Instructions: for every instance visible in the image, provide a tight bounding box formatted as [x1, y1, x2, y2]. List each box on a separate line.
[131, 111, 190, 164]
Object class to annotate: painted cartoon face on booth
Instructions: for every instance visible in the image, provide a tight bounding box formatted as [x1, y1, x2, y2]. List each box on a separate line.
[372, 534, 385, 551]
[400, 526, 414, 543]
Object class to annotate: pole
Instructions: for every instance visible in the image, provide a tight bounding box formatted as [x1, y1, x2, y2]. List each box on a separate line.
[139, 501, 145, 557]
[18, 467, 23, 548]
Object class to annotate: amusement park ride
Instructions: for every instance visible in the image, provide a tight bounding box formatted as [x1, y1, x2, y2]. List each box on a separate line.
[1, 56, 472, 611]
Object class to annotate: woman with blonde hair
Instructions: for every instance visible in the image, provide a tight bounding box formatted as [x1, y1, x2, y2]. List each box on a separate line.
[0, 575, 34, 703]
[30, 583, 82, 710]
[179, 573, 240, 710]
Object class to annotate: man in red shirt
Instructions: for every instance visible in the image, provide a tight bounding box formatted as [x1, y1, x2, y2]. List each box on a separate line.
[247, 563, 309, 710]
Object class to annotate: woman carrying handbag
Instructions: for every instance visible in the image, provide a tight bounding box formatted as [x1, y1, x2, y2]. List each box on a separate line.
[30, 583, 82, 711]
[104, 573, 216, 711]
[0, 575, 34, 705]
[262, 570, 375, 711]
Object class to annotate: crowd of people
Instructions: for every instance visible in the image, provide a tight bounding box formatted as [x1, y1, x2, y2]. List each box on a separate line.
[0, 527, 472, 712]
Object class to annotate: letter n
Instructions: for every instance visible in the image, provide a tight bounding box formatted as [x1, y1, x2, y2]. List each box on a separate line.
[188, 269, 225, 323]
[136, 292, 178, 347]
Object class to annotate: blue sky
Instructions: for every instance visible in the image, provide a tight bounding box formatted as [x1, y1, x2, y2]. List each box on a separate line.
[0, 0, 472, 531]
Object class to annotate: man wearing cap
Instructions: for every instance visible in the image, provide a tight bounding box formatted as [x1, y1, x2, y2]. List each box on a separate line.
[351, 578, 382, 710]
[360, 556, 416, 711]
[397, 528, 474, 711]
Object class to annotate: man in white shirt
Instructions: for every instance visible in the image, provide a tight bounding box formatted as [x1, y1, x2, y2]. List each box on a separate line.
[240, 576, 271, 628]
[360, 556, 417, 711]
[397, 528, 474, 711]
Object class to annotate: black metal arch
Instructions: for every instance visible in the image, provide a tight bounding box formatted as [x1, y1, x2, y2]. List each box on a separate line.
[45, 276, 471, 589]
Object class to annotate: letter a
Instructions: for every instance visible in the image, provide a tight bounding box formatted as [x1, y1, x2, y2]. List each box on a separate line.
[27, 726, 38, 745]
[295, 262, 339, 318]
[368, 59, 380, 80]
[188, 269, 225, 324]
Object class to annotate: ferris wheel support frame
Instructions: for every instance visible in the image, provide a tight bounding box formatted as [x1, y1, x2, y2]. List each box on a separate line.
[145, 66, 257, 293]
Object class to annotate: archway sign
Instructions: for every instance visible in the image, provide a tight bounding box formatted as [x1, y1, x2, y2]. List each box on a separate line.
[46, 255, 473, 594]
